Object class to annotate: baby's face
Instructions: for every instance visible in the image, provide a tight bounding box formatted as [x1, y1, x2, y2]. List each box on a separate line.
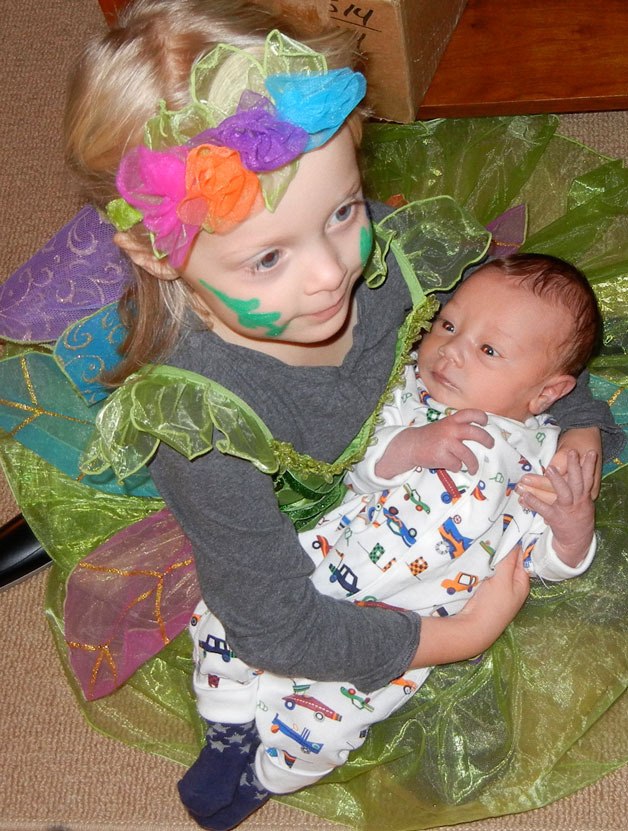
[417, 267, 569, 421]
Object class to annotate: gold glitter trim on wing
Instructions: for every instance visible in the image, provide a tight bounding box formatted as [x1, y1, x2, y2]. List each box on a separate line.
[0, 355, 94, 437]
[66, 556, 193, 697]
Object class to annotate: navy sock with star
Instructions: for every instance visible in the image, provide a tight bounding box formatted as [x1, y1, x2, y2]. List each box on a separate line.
[188, 744, 270, 831]
[178, 719, 261, 818]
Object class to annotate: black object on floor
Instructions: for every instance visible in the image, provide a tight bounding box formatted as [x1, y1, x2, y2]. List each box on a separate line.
[0, 514, 51, 590]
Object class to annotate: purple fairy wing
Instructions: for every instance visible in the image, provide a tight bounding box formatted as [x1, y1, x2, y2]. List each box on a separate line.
[0, 206, 133, 343]
[486, 204, 527, 257]
[64, 508, 200, 700]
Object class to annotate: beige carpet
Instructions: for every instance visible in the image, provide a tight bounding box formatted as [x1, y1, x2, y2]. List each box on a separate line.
[1, 2, 626, 829]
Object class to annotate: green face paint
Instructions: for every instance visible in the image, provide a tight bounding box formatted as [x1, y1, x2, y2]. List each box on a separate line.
[200, 281, 287, 338]
[360, 223, 374, 267]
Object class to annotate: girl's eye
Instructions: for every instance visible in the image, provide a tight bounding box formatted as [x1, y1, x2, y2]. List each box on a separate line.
[481, 344, 498, 357]
[440, 319, 455, 333]
[254, 249, 281, 271]
[331, 202, 355, 225]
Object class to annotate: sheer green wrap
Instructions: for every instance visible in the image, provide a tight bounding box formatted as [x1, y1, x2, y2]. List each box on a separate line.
[0, 115, 626, 829]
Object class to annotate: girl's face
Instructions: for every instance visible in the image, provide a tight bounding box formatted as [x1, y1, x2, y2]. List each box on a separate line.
[180, 125, 371, 364]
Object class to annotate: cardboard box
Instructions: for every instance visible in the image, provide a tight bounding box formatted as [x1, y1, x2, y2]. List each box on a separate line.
[251, 1, 468, 122]
[99, 0, 467, 122]
[98, 0, 127, 25]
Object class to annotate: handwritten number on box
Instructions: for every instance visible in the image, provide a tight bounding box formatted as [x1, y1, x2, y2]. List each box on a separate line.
[329, 3, 375, 28]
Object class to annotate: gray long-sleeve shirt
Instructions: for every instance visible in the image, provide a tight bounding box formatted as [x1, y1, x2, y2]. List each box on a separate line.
[149, 203, 624, 692]
[150, 240, 422, 692]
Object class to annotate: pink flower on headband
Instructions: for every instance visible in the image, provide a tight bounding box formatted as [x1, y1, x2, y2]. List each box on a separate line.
[116, 144, 262, 267]
[179, 144, 261, 233]
[194, 94, 309, 172]
[116, 146, 200, 268]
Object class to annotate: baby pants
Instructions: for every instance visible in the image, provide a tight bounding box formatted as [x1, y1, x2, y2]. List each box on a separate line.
[189, 601, 429, 793]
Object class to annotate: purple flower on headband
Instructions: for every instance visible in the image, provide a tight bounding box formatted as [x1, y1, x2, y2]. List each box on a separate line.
[194, 93, 309, 172]
[116, 145, 200, 268]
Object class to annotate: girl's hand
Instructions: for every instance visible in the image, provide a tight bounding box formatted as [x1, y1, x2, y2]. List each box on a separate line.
[459, 547, 530, 642]
[517, 426, 602, 505]
[375, 410, 494, 479]
[517, 450, 597, 568]
[409, 548, 529, 669]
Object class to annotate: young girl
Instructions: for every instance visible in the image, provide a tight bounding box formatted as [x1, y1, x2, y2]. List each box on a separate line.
[1, 0, 625, 829]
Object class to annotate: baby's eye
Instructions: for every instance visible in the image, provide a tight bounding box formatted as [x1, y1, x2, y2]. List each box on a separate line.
[440, 319, 455, 333]
[254, 249, 281, 271]
[481, 344, 499, 357]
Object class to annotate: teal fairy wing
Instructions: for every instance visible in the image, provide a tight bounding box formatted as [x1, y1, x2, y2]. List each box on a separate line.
[54, 302, 128, 405]
[589, 372, 628, 477]
[0, 350, 155, 497]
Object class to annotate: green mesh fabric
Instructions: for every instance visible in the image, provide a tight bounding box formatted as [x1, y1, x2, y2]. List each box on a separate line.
[80, 366, 279, 481]
[0, 114, 626, 829]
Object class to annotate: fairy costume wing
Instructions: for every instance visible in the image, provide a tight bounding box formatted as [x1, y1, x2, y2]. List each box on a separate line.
[0, 114, 626, 826]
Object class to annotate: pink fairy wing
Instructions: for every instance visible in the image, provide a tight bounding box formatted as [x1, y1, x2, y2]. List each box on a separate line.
[64, 508, 201, 700]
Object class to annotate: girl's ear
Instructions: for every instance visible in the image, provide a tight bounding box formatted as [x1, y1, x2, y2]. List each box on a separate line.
[114, 232, 179, 281]
[529, 374, 577, 415]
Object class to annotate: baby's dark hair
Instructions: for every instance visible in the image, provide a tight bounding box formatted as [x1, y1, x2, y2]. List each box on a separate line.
[477, 253, 602, 376]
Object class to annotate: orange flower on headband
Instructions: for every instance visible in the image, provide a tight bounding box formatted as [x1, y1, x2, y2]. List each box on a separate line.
[178, 144, 261, 233]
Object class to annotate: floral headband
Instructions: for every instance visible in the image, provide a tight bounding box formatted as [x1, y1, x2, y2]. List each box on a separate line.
[106, 30, 366, 268]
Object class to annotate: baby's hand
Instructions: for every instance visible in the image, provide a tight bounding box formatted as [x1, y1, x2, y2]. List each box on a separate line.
[518, 426, 602, 504]
[517, 450, 596, 568]
[417, 409, 495, 473]
[375, 409, 494, 478]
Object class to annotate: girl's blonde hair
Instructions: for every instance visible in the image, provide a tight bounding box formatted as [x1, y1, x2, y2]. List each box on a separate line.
[65, 0, 364, 383]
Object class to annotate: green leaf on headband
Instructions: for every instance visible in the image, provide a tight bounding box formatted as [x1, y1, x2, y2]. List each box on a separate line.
[105, 198, 143, 232]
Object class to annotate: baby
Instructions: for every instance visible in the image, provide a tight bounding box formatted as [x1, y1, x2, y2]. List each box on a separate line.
[189, 252, 601, 794]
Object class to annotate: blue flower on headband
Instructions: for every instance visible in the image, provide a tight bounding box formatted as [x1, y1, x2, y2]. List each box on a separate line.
[265, 68, 366, 151]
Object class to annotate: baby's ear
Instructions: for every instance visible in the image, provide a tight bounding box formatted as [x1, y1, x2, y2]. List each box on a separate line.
[114, 232, 179, 281]
[529, 374, 577, 415]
